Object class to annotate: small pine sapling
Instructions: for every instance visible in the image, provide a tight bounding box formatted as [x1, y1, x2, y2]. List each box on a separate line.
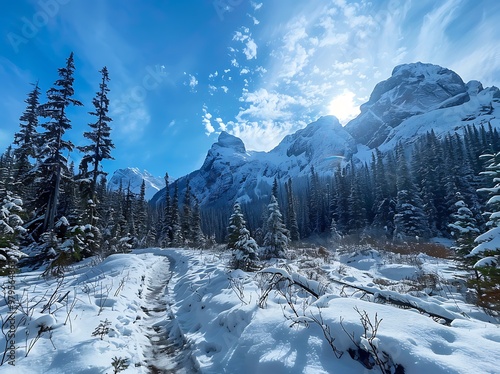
[111, 356, 129, 373]
[91, 319, 112, 340]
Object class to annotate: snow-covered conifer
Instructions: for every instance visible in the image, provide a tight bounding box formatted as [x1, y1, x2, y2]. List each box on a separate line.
[227, 202, 259, 270]
[468, 152, 500, 310]
[263, 195, 289, 259]
[0, 191, 26, 272]
[448, 193, 479, 255]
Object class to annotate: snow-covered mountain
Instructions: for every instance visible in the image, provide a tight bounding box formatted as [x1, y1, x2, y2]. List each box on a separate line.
[108, 167, 165, 200]
[152, 62, 500, 208]
[152, 116, 355, 207]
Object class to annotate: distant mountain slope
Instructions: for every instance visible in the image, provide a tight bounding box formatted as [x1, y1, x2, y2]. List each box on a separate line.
[108, 167, 165, 200]
[152, 62, 500, 209]
[152, 116, 354, 208]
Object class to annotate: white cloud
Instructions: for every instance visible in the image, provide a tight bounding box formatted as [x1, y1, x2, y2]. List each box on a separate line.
[202, 106, 214, 135]
[236, 88, 305, 122]
[244, 38, 258, 60]
[228, 120, 296, 152]
[251, 2, 263, 11]
[416, 0, 462, 62]
[208, 85, 217, 95]
[240, 68, 250, 75]
[221, 86, 229, 93]
[215, 117, 227, 132]
[188, 74, 198, 90]
[248, 14, 260, 25]
[233, 28, 258, 60]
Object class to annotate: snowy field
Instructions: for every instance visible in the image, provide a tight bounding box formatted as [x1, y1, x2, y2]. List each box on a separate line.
[1, 246, 499, 373]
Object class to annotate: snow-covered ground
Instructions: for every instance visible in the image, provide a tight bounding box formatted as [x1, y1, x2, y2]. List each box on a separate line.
[1, 246, 499, 373]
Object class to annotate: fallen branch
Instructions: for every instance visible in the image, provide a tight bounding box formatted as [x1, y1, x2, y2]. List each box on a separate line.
[329, 278, 454, 325]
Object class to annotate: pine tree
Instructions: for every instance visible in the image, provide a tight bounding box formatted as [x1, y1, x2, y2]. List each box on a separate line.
[272, 177, 278, 199]
[77, 66, 114, 226]
[135, 180, 147, 246]
[181, 179, 192, 244]
[0, 191, 26, 274]
[36, 52, 83, 235]
[371, 149, 395, 236]
[124, 183, 136, 240]
[263, 195, 289, 259]
[448, 193, 479, 255]
[13, 82, 40, 197]
[329, 217, 341, 246]
[308, 166, 322, 234]
[170, 181, 183, 246]
[333, 165, 350, 234]
[393, 143, 430, 240]
[161, 173, 171, 246]
[191, 197, 205, 248]
[285, 178, 299, 241]
[468, 151, 500, 310]
[227, 202, 259, 270]
[348, 172, 367, 234]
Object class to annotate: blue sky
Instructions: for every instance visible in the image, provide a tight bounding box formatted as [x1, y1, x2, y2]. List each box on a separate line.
[1, 0, 500, 180]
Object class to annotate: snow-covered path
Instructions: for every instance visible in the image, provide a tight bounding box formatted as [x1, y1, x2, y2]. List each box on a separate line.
[140, 255, 198, 373]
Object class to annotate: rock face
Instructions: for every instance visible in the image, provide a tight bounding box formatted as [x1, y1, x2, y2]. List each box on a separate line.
[345, 62, 469, 148]
[151, 62, 500, 209]
[108, 168, 165, 201]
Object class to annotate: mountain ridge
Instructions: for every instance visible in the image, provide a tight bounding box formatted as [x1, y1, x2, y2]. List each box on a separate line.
[108, 167, 165, 201]
[150, 62, 500, 208]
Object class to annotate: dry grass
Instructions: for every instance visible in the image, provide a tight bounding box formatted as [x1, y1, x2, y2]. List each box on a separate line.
[352, 235, 453, 259]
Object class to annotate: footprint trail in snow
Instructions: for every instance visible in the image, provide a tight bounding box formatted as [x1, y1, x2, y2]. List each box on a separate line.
[140, 256, 198, 373]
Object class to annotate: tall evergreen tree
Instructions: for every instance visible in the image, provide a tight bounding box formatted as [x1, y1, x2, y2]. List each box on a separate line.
[393, 143, 430, 240]
[170, 181, 183, 246]
[348, 172, 367, 233]
[181, 179, 192, 243]
[77, 66, 114, 226]
[285, 178, 299, 241]
[191, 197, 205, 247]
[135, 180, 147, 245]
[371, 149, 395, 236]
[36, 52, 83, 234]
[161, 173, 172, 246]
[448, 193, 479, 255]
[13, 82, 40, 196]
[468, 151, 500, 310]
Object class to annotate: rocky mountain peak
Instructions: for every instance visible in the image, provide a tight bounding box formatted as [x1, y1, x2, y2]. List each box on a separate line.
[345, 62, 470, 148]
[108, 168, 165, 201]
[215, 131, 246, 153]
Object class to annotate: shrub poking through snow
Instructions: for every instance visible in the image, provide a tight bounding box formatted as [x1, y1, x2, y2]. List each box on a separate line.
[342, 307, 405, 374]
[91, 319, 112, 340]
[111, 356, 129, 373]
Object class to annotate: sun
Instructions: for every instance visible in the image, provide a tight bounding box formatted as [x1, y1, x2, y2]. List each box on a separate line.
[327, 90, 361, 125]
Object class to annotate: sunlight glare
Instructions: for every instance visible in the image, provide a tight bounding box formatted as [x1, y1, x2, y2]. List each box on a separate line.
[327, 90, 360, 125]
